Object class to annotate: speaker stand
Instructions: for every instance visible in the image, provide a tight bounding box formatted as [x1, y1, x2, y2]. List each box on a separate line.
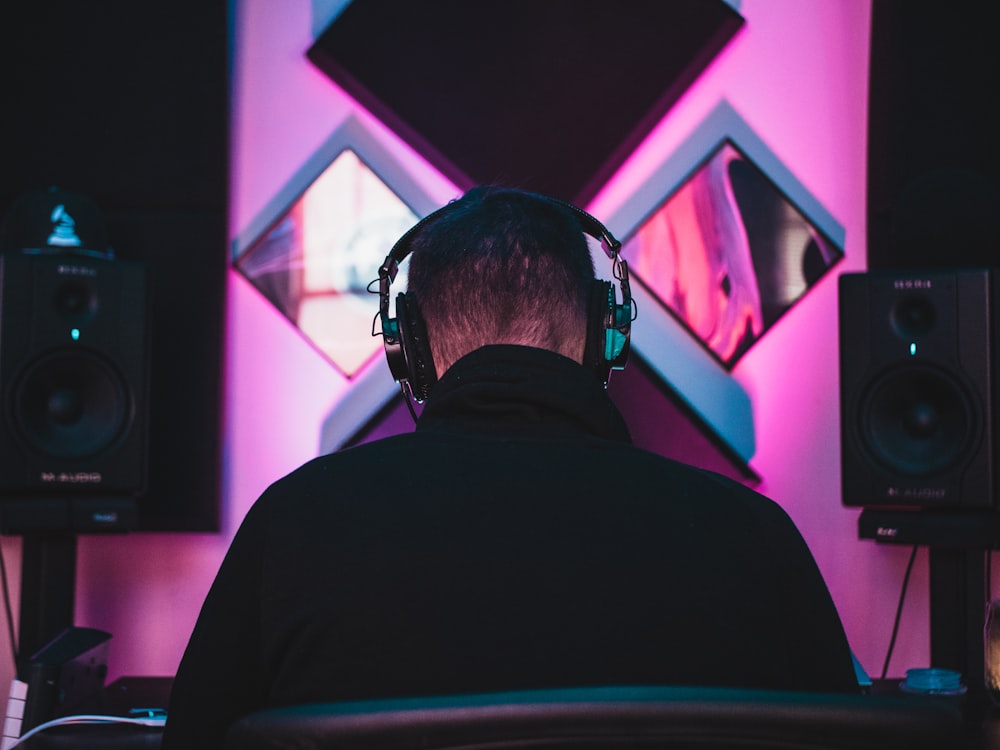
[859, 509, 997, 699]
[928, 547, 987, 695]
[16, 533, 77, 677]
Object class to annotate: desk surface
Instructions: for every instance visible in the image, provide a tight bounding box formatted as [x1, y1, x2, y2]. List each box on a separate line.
[873, 678, 1000, 750]
[18, 677, 171, 749]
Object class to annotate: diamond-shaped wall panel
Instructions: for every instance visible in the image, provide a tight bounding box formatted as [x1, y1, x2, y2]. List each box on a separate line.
[236, 149, 415, 376]
[233, 117, 442, 381]
[622, 139, 844, 369]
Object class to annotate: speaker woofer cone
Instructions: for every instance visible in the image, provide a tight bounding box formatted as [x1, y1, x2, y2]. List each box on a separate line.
[859, 365, 976, 477]
[12, 350, 132, 459]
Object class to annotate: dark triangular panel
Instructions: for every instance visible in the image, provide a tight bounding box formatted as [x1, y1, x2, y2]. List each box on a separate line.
[308, 0, 744, 205]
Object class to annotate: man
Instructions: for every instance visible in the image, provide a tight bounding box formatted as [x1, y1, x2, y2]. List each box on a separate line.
[163, 186, 859, 749]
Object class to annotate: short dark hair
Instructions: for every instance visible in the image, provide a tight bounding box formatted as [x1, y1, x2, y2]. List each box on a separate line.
[406, 186, 596, 376]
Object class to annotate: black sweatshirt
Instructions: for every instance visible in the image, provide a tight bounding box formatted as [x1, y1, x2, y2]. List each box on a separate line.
[164, 345, 859, 749]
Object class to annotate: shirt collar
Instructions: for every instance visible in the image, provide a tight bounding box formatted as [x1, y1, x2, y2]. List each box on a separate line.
[417, 345, 632, 443]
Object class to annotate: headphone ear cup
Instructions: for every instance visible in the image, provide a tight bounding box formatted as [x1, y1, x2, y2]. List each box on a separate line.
[395, 291, 437, 401]
[583, 279, 631, 387]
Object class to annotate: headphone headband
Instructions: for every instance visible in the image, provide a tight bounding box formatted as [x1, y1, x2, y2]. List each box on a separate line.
[379, 191, 621, 270]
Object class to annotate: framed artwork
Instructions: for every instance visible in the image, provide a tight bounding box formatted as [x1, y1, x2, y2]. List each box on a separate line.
[622, 138, 843, 368]
[234, 117, 440, 379]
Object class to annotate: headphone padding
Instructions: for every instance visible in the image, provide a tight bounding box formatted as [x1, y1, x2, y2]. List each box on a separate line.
[395, 291, 437, 401]
[583, 279, 614, 384]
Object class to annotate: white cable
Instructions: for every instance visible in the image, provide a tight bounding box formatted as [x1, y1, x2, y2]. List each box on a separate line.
[1, 713, 166, 749]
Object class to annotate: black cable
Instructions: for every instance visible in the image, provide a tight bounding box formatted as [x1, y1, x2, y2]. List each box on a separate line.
[0, 537, 19, 664]
[401, 384, 418, 423]
[881, 544, 919, 680]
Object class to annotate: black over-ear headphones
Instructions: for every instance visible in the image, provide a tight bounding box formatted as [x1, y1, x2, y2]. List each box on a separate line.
[376, 192, 633, 403]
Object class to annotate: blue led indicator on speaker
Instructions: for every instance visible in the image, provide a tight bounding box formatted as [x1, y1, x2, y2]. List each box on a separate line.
[909, 342, 917, 356]
[71, 328, 80, 341]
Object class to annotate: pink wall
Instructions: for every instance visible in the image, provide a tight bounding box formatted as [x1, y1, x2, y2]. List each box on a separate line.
[0, 0, 966, 694]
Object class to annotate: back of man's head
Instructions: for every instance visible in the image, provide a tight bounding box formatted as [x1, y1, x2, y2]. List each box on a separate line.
[406, 186, 596, 377]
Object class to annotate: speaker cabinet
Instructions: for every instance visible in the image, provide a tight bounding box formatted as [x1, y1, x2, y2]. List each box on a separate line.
[840, 269, 997, 509]
[0, 254, 149, 529]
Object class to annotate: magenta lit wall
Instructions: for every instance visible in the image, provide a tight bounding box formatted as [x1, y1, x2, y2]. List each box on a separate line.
[0, 0, 952, 694]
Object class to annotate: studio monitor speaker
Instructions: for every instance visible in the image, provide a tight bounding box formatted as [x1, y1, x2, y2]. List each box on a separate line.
[840, 268, 997, 509]
[0, 253, 149, 521]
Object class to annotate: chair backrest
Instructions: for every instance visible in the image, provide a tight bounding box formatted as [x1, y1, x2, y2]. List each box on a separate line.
[223, 685, 964, 750]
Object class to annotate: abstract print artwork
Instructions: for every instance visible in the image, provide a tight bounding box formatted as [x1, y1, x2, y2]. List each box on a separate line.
[235, 149, 417, 377]
[622, 141, 843, 368]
